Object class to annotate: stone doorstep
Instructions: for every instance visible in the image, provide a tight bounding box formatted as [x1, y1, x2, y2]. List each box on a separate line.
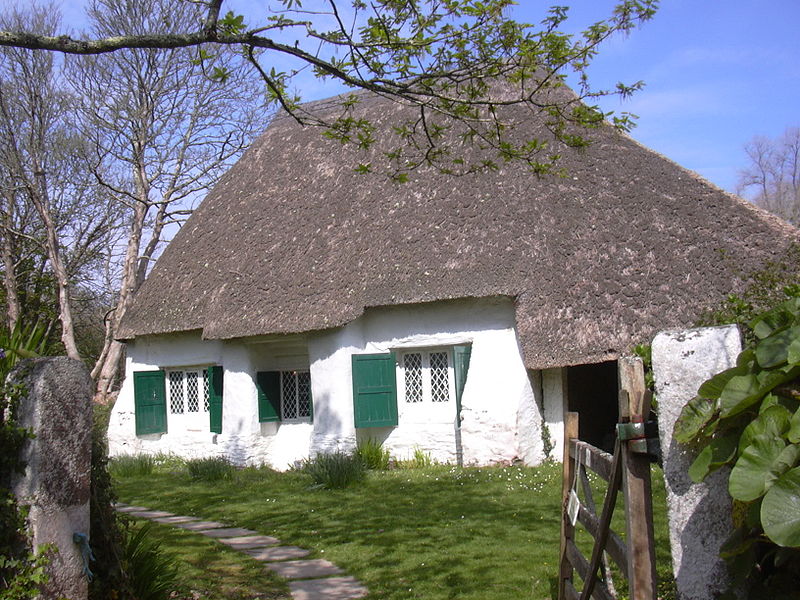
[173, 520, 228, 531]
[152, 515, 200, 524]
[288, 576, 368, 600]
[199, 527, 258, 538]
[245, 546, 311, 561]
[217, 535, 280, 549]
[114, 505, 150, 513]
[126, 510, 175, 519]
[265, 559, 343, 580]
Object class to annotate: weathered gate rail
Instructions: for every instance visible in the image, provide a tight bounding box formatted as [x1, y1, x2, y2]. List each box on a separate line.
[558, 357, 658, 600]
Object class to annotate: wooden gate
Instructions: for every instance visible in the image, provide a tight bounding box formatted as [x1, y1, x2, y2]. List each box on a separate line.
[558, 357, 658, 600]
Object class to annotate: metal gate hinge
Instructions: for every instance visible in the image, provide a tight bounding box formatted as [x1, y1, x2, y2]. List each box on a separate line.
[616, 422, 645, 441]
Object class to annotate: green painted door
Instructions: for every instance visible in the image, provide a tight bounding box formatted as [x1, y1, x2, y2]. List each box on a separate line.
[133, 370, 167, 435]
[352, 353, 398, 428]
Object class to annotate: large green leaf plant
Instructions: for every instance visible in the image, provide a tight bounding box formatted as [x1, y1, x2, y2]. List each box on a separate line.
[675, 296, 800, 593]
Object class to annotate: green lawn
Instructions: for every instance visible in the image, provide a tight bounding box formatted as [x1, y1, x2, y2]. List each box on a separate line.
[114, 462, 673, 600]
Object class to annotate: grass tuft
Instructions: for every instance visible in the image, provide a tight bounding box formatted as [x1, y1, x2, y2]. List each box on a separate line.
[397, 446, 434, 469]
[302, 450, 365, 489]
[124, 523, 179, 600]
[186, 456, 236, 482]
[109, 454, 156, 478]
[355, 437, 391, 470]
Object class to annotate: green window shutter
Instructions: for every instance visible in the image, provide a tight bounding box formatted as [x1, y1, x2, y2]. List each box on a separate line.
[453, 345, 472, 419]
[256, 371, 281, 422]
[133, 370, 167, 436]
[207, 365, 224, 433]
[352, 353, 398, 428]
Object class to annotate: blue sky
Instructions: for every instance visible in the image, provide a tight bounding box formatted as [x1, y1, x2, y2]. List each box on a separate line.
[42, 1, 800, 193]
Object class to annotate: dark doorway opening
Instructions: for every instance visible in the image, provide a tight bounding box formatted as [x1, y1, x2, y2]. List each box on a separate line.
[567, 360, 618, 453]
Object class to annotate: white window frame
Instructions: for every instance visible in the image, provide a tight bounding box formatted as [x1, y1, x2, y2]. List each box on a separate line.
[165, 367, 210, 431]
[397, 348, 456, 423]
[280, 370, 312, 422]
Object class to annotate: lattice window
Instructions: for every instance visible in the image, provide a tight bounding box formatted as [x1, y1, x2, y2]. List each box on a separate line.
[430, 352, 450, 403]
[280, 371, 312, 420]
[297, 372, 312, 418]
[399, 349, 452, 405]
[167, 368, 210, 415]
[404, 353, 423, 403]
[168, 371, 184, 414]
[202, 370, 210, 411]
[282, 372, 298, 419]
[186, 371, 199, 412]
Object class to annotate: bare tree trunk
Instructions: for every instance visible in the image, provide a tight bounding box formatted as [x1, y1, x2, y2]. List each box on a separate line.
[92, 194, 147, 401]
[1, 196, 20, 331]
[30, 168, 80, 360]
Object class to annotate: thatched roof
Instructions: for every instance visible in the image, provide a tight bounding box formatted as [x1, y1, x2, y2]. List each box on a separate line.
[118, 90, 799, 369]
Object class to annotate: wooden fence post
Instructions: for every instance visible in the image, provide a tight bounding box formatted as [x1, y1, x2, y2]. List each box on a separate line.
[558, 411, 579, 600]
[618, 357, 657, 600]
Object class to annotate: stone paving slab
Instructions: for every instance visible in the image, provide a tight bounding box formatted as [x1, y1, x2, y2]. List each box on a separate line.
[289, 576, 368, 600]
[127, 510, 175, 519]
[218, 535, 280, 549]
[115, 505, 150, 513]
[174, 520, 228, 531]
[152, 515, 200, 524]
[199, 527, 258, 538]
[265, 559, 343, 580]
[245, 546, 311, 561]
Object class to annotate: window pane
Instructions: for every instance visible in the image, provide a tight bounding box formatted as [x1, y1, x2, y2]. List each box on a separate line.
[430, 352, 450, 403]
[202, 369, 210, 412]
[168, 371, 184, 414]
[404, 353, 423, 403]
[297, 371, 312, 417]
[186, 371, 199, 412]
[282, 372, 298, 419]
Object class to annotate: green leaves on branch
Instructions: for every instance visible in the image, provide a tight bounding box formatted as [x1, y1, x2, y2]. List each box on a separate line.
[675, 294, 800, 554]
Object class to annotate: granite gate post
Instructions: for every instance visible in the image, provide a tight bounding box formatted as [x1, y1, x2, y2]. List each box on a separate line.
[10, 357, 93, 600]
[651, 325, 741, 600]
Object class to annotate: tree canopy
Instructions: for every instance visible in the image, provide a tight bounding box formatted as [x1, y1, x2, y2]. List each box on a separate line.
[0, 0, 659, 174]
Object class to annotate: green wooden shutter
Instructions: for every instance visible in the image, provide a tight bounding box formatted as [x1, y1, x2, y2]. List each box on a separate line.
[453, 345, 472, 420]
[352, 353, 398, 428]
[207, 365, 223, 433]
[256, 371, 281, 422]
[133, 370, 167, 435]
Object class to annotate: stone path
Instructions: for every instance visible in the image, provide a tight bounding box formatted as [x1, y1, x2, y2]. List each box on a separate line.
[114, 503, 368, 600]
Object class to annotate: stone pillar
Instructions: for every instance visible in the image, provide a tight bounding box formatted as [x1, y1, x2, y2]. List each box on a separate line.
[10, 357, 93, 600]
[651, 326, 741, 600]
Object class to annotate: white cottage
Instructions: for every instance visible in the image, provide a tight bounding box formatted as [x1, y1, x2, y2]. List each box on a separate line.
[108, 91, 798, 469]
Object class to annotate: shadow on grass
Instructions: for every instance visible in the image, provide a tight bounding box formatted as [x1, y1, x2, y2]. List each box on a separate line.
[130, 521, 290, 600]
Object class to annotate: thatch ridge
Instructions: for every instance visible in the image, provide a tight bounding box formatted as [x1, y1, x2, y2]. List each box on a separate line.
[118, 89, 799, 369]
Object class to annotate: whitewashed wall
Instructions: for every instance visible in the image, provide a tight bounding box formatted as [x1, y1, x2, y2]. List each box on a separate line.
[109, 297, 554, 469]
[541, 368, 567, 461]
[308, 297, 546, 466]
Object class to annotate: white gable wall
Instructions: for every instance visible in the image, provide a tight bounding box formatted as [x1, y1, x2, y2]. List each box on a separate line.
[108, 297, 555, 469]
